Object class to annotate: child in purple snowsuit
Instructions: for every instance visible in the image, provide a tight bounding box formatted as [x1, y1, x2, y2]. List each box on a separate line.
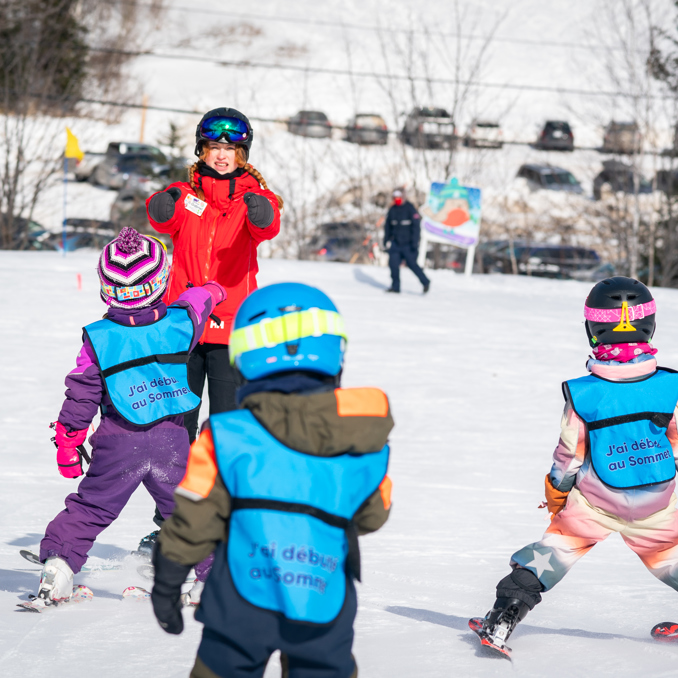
[36, 228, 224, 606]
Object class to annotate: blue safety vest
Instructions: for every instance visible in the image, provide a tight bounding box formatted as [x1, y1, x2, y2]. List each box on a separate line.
[564, 368, 678, 489]
[84, 307, 200, 426]
[210, 409, 390, 625]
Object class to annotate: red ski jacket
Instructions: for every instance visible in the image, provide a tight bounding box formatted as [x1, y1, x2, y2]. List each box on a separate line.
[147, 168, 280, 344]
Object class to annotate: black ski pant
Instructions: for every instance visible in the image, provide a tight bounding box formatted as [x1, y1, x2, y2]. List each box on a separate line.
[152, 343, 242, 528]
[184, 343, 243, 444]
[191, 560, 358, 678]
[388, 246, 430, 291]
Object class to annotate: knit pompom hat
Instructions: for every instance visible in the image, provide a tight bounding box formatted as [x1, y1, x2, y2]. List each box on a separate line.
[98, 227, 169, 309]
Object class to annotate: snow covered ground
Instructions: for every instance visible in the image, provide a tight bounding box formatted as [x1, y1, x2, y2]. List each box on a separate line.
[4, 252, 678, 676]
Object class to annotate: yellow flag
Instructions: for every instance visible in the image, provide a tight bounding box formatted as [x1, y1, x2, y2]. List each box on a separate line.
[65, 127, 84, 161]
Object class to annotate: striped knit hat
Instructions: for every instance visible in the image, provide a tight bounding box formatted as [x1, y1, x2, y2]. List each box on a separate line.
[98, 227, 169, 309]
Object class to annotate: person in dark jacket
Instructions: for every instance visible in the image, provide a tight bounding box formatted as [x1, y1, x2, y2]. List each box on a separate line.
[384, 188, 430, 293]
[151, 282, 394, 678]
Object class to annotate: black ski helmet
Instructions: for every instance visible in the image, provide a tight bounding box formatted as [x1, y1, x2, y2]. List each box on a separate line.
[194, 107, 253, 159]
[584, 276, 656, 347]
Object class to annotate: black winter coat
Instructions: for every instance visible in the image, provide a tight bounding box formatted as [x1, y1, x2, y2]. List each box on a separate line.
[384, 201, 421, 250]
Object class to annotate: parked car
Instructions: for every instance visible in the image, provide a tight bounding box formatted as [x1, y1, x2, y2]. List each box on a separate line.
[344, 114, 388, 145]
[1, 214, 55, 250]
[536, 120, 574, 151]
[74, 152, 105, 182]
[602, 121, 641, 154]
[287, 110, 332, 138]
[593, 160, 652, 200]
[400, 107, 456, 149]
[484, 243, 601, 278]
[303, 222, 375, 263]
[464, 120, 502, 148]
[90, 142, 168, 189]
[43, 219, 116, 251]
[91, 153, 168, 190]
[656, 169, 678, 194]
[516, 164, 583, 194]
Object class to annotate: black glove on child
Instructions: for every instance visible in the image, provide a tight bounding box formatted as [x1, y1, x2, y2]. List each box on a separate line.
[148, 187, 182, 224]
[243, 192, 274, 228]
[151, 547, 192, 635]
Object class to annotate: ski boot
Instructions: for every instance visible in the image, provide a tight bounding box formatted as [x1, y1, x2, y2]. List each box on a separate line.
[483, 598, 528, 650]
[181, 579, 204, 607]
[37, 557, 74, 605]
[134, 529, 160, 558]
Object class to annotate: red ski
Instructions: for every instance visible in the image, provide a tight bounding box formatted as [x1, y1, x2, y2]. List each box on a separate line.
[468, 617, 512, 660]
[651, 621, 678, 641]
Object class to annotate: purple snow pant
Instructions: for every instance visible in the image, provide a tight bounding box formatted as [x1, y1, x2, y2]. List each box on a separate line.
[41, 426, 189, 574]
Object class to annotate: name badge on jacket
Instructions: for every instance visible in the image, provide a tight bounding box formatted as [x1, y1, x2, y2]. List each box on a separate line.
[185, 194, 207, 217]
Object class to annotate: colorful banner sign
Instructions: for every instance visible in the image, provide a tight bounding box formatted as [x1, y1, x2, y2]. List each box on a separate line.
[419, 178, 482, 248]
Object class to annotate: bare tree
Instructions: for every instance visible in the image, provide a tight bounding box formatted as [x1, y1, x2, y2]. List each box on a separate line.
[0, 0, 166, 250]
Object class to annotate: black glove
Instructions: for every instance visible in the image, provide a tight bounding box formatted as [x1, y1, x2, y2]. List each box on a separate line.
[151, 548, 192, 635]
[243, 192, 274, 228]
[148, 187, 182, 223]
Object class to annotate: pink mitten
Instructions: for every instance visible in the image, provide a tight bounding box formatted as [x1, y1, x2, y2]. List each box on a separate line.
[56, 447, 84, 478]
[203, 281, 227, 307]
[52, 422, 88, 479]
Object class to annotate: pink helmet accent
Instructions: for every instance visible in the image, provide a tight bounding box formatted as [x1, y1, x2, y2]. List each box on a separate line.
[584, 299, 656, 323]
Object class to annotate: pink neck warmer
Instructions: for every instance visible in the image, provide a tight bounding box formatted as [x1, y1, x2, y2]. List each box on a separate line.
[591, 342, 657, 363]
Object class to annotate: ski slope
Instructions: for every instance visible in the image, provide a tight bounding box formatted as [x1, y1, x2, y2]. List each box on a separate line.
[4, 252, 678, 676]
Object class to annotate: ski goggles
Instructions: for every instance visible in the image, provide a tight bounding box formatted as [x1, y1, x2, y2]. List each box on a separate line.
[229, 308, 347, 364]
[584, 299, 656, 323]
[101, 262, 169, 302]
[199, 116, 250, 144]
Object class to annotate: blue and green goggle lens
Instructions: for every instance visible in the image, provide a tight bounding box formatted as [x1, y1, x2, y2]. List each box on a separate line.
[199, 116, 250, 143]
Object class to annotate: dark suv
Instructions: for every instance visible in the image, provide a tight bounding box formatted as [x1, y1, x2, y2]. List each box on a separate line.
[593, 160, 652, 200]
[516, 164, 583, 193]
[287, 111, 332, 138]
[536, 121, 574, 151]
[400, 107, 456, 149]
[484, 242, 600, 278]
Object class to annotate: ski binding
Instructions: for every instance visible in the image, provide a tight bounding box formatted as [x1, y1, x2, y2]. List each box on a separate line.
[468, 617, 512, 660]
[17, 585, 93, 613]
[122, 586, 150, 600]
[651, 621, 678, 642]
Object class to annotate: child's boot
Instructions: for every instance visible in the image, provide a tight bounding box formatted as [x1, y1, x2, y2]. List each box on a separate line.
[480, 597, 530, 649]
[181, 579, 204, 607]
[38, 557, 74, 603]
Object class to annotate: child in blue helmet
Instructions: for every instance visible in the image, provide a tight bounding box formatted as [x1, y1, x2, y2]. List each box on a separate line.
[150, 283, 394, 678]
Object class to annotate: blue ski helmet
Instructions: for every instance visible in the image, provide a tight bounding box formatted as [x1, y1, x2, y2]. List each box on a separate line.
[229, 282, 347, 380]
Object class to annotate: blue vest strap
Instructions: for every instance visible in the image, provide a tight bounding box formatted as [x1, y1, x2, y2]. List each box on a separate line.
[231, 497, 362, 581]
[101, 351, 188, 377]
[587, 411, 673, 431]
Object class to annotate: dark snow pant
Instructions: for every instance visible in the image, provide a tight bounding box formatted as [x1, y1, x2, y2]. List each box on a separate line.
[41, 426, 189, 573]
[388, 246, 430, 292]
[183, 343, 243, 444]
[192, 561, 358, 678]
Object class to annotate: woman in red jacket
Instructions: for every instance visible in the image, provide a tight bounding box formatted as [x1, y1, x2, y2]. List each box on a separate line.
[146, 108, 281, 444]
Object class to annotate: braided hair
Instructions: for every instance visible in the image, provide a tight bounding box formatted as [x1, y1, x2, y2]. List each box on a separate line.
[188, 146, 284, 210]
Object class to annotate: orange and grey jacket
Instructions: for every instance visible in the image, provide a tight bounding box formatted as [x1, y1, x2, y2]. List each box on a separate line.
[157, 387, 394, 571]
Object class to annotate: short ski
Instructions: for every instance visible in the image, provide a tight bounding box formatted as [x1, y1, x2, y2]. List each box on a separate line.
[122, 586, 150, 600]
[17, 585, 93, 613]
[20, 549, 122, 572]
[651, 621, 678, 641]
[468, 617, 512, 660]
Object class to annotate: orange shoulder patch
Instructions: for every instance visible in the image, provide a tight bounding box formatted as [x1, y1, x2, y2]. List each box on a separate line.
[177, 429, 218, 501]
[379, 475, 393, 510]
[335, 388, 389, 417]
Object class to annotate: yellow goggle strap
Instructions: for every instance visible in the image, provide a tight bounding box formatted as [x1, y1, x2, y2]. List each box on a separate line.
[229, 308, 347, 364]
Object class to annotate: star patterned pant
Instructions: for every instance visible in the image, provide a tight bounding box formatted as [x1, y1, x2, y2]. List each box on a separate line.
[510, 488, 678, 591]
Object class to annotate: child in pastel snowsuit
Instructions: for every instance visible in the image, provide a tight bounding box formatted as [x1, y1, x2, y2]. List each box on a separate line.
[150, 282, 394, 678]
[36, 228, 225, 607]
[474, 276, 678, 652]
